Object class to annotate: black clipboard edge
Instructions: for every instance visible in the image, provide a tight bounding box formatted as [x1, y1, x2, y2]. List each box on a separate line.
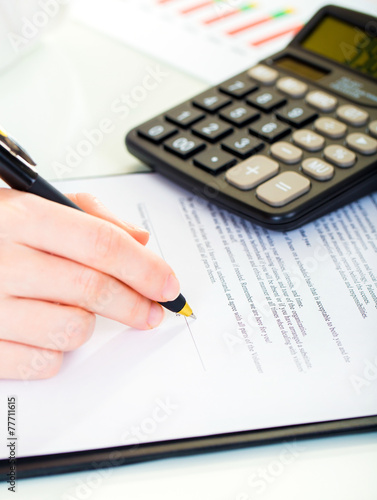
[1, 414, 376, 481]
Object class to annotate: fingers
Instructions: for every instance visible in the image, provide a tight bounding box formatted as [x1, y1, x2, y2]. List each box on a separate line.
[0, 241, 165, 330]
[0, 189, 180, 303]
[0, 297, 96, 351]
[0, 340, 63, 380]
[65, 193, 150, 246]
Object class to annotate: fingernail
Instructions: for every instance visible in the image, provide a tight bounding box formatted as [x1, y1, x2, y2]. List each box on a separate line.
[147, 302, 164, 329]
[121, 221, 149, 236]
[162, 273, 180, 301]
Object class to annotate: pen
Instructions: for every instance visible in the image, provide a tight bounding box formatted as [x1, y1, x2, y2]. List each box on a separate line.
[0, 127, 195, 319]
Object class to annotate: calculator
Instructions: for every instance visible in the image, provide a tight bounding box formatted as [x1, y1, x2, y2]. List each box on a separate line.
[126, 5, 377, 230]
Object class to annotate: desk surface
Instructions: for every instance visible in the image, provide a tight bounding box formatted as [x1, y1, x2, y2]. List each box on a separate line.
[0, 9, 376, 500]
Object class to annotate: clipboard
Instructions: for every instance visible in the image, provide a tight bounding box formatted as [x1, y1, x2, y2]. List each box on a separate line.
[0, 173, 376, 481]
[1, 415, 377, 480]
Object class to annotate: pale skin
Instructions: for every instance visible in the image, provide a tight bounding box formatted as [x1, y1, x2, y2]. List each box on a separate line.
[0, 189, 181, 380]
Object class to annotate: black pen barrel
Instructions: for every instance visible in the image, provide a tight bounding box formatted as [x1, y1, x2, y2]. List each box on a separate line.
[28, 175, 83, 211]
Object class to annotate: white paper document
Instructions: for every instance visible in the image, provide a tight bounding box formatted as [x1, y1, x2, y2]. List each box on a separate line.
[0, 173, 376, 459]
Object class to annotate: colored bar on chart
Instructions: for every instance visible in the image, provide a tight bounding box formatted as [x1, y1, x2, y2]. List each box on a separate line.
[180, 0, 213, 14]
[251, 24, 302, 45]
[227, 8, 293, 36]
[203, 3, 257, 25]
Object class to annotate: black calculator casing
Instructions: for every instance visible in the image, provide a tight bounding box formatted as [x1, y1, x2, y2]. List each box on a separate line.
[126, 5, 377, 231]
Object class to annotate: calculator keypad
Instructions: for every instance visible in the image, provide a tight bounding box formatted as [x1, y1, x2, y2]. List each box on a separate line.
[130, 62, 377, 225]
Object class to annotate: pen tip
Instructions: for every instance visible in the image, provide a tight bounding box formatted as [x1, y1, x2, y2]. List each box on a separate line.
[190, 313, 197, 320]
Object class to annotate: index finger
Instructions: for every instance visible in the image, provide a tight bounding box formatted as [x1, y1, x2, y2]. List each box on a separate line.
[1, 189, 181, 302]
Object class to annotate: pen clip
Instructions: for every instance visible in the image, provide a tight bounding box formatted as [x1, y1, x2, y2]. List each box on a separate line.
[0, 127, 37, 170]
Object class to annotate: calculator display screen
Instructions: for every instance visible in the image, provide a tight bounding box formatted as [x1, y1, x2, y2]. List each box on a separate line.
[274, 56, 328, 81]
[302, 16, 377, 78]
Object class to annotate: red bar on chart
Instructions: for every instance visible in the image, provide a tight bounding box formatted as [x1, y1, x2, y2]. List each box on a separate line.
[180, 1, 213, 14]
[250, 24, 303, 46]
[227, 9, 293, 36]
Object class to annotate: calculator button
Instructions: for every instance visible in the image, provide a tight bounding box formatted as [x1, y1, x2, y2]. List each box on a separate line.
[336, 105, 369, 127]
[270, 141, 303, 164]
[164, 135, 205, 159]
[292, 129, 325, 151]
[275, 104, 318, 127]
[249, 118, 291, 143]
[346, 133, 377, 155]
[225, 155, 279, 190]
[314, 117, 347, 139]
[192, 118, 233, 143]
[246, 90, 286, 112]
[165, 107, 205, 128]
[369, 120, 377, 138]
[247, 64, 278, 85]
[324, 145, 356, 168]
[305, 91, 337, 112]
[222, 133, 264, 159]
[193, 93, 231, 113]
[302, 158, 334, 181]
[220, 78, 258, 98]
[138, 121, 177, 144]
[219, 104, 260, 127]
[193, 148, 236, 174]
[276, 77, 308, 98]
[256, 171, 310, 207]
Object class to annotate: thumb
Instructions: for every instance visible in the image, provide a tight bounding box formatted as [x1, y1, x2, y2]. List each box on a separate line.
[65, 192, 150, 246]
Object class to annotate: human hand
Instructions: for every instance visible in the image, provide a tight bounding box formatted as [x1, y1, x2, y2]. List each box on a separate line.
[0, 189, 180, 380]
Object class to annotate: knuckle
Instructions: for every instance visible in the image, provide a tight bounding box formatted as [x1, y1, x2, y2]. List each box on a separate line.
[65, 311, 96, 351]
[76, 267, 104, 310]
[93, 221, 121, 262]
[38, 350, 64, 379]
[0, 189, 27, 230]
[126, 292, 148, 328]
[0, 238, 13, 286]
